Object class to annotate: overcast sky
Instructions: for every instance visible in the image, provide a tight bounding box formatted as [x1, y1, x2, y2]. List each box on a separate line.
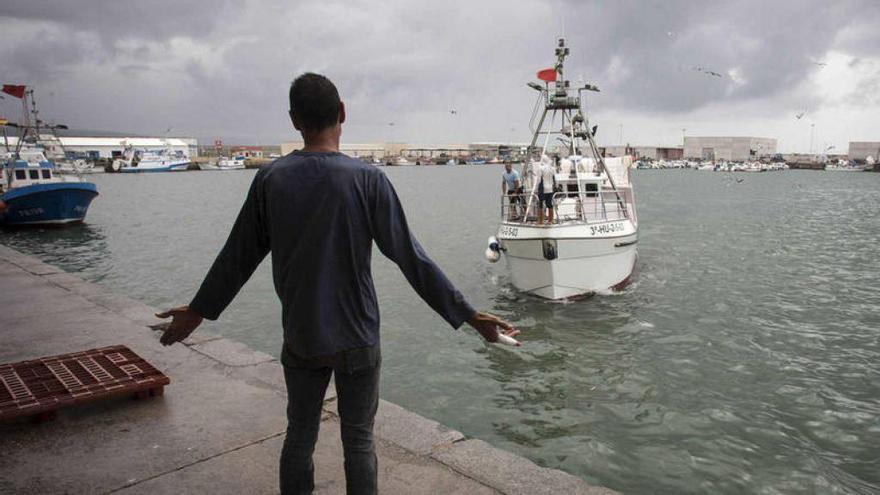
[1, 0, 878, 152]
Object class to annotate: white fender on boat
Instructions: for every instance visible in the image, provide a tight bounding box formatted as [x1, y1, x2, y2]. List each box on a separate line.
[485, 247, 500, 263]
[485, 236, 501, 263]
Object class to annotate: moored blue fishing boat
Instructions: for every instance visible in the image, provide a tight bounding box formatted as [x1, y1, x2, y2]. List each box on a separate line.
[0, 85, 99, 226]
[1, 150, 98, 226]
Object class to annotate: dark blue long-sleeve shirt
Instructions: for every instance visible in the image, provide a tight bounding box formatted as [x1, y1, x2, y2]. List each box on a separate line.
[189, 150, 475, 357]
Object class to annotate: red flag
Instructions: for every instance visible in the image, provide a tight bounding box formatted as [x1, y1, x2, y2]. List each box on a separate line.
[536, 68, 556, 83]
[2, 85, 26, 99]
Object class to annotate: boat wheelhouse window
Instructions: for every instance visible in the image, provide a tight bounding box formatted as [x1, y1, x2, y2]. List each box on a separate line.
[15, 170, 26, 180]
[29, 170, 39, 180]
[41, 169, 51, 179]
[584, 182, 598, 198]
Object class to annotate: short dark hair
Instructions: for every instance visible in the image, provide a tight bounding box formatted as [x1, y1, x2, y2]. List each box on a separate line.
[289, 73, 341, 132]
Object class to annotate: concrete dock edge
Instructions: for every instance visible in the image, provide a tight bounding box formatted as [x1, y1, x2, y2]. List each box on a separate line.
[0, 244, 616, 494]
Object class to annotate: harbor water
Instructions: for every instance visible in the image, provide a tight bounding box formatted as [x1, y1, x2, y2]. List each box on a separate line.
[3, 167, 879, 494]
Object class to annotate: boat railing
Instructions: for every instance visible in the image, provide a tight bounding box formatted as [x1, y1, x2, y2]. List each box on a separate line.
[501, 189, 633, 224]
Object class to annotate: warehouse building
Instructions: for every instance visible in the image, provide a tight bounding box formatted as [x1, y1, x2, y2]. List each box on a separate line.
[281, 141, 388, 159]
[601, 145, 683, 160]
[0, 134, 198, 159]
[56, 137, 197, 159]
[683, 136, 776, 161]
[848, 142, 880, 162]
[280, 141, 527, 161]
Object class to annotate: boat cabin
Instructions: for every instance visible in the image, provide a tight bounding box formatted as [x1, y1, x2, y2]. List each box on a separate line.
[2, 150, 60, 191]
[503, 155, 635, 226]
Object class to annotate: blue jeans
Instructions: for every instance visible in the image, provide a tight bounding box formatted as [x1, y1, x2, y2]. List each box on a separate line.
[280, 345, 381, 495]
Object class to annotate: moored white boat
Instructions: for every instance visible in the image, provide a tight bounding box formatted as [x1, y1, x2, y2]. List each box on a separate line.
[486, 39, 638, 300]
[216, 156, 246, 170]
[112, 143, 191, 173]
[825, 159, 866, 172]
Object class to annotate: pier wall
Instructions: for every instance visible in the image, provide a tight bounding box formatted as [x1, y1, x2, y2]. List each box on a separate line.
[0, 244, 614, 495]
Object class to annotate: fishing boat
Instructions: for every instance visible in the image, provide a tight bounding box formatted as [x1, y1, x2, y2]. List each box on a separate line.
[55, 158, 98, 174]
[1, 150, 98, 226]
[216, 156, 246, 170]
[0, 86, 98, 226]
[485, 39, 638, 299]
[111, 142, 190, 173]
[825, 159, 866, 172]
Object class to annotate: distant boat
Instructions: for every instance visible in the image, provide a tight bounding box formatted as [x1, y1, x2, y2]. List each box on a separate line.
[1, 149, 98, 226]
[216, 156, 246, 170]
[112, 144, 190, 173]
[825, 159, 866, 172]
[55, 158, 99, 174]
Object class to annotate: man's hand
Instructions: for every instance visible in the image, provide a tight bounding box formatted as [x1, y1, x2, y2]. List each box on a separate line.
[467, 311, 520, 345]
[154, 306, 203, 346]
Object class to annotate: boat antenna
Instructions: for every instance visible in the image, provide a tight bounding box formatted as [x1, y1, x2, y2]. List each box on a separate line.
[31, 89, 40, 141]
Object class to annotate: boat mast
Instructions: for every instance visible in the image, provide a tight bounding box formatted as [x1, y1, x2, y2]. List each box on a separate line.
[526, 38, 629, 217]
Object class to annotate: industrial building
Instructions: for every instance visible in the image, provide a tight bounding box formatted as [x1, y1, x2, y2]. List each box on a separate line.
[280, 141, 528, 161]
[55, 137, 197, 159]
[683, 136, 777, 161]
[1, 132, 198, 159]
[229, 146, 264, 158]
[281, 142, 389, 159]
[601, 145, 683, 160]
[848, 142, 880, 162]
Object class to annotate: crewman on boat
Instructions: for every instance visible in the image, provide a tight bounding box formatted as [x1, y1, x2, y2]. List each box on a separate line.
[537, 155, 556, 225]
[501, 162, 522, 220]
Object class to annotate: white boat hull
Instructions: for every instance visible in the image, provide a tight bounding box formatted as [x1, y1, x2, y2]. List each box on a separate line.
[498, 221, 637, 299]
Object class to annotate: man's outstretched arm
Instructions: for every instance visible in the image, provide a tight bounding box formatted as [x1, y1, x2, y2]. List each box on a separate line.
[369, 171, 518, 343]
[156, 172, 270, 345]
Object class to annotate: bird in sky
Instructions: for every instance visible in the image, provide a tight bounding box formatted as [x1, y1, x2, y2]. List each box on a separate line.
[693, 66, 723, 78]
[796, 112, 805, 120]
[450, 109, 457, 115]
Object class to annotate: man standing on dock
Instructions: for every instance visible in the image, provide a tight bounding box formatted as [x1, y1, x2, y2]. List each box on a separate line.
[155, 73, 518, 495]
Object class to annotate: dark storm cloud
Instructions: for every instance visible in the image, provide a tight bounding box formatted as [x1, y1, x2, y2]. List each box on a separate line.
[0, 0, 878, 143]
[556, 0, 879, 112]
[0, 0, 230, 43]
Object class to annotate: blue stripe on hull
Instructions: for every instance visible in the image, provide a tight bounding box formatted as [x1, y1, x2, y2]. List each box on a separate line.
[1, 183, 99, 226]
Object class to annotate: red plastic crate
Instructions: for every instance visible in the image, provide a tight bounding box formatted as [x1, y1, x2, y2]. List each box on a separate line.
[0, 345, 170, 422]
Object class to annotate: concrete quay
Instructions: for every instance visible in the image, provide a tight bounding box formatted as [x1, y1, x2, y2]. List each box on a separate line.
[0, 244, 615, 495]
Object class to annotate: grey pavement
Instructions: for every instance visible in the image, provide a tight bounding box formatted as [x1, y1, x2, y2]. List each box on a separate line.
[0, 244, 615, 494]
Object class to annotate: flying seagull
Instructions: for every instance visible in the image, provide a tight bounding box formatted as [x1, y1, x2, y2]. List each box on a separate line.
[693, 66, 723, 78]
[795, 112, 805, 120]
